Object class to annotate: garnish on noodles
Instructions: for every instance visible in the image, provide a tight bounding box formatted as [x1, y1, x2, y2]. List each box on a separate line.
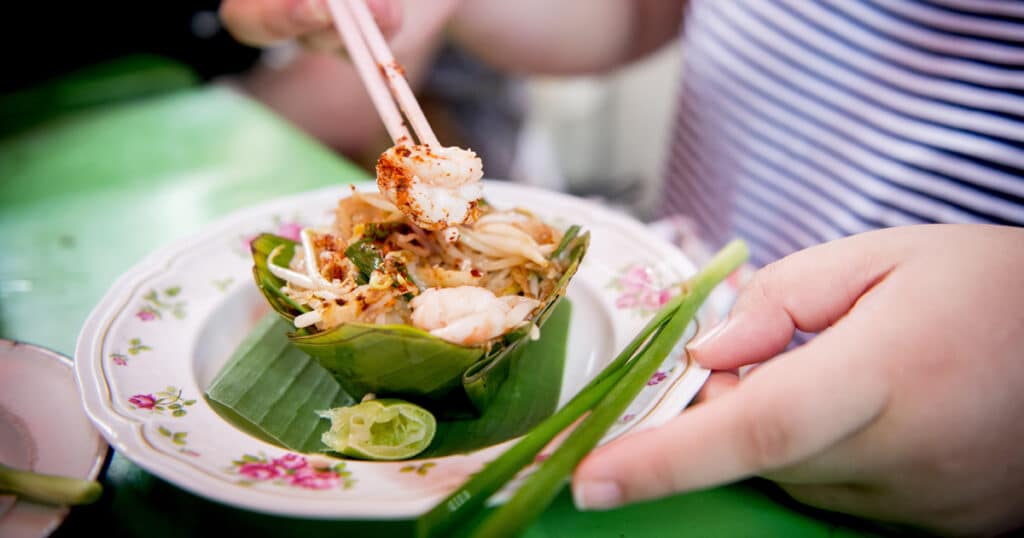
[251, 177, 588, 416]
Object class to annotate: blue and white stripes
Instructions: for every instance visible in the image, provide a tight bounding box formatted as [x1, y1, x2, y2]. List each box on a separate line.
[659, 0, 1024, 267]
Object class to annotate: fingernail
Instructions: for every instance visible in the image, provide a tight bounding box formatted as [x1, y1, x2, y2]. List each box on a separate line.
[572, 481, 623, 511]
[686, 317, 730, 353]
[293, 0, 330, 25]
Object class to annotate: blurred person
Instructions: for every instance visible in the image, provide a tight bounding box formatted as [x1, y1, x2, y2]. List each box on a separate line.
[3, 1, 399, 158]
[222, 1, 1024, 535]
[4, 2, 522, 174]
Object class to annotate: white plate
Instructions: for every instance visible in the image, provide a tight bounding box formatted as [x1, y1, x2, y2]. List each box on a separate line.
[74, 182, 718, 519]
[0, 340, 108, 538]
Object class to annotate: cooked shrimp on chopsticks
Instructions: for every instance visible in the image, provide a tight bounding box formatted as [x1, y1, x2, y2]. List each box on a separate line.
[325, 0, 484, 232]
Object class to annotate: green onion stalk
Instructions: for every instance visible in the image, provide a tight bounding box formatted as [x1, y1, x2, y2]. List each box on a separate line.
[416, 239, 749, 538]
[0, 463, 102, 505]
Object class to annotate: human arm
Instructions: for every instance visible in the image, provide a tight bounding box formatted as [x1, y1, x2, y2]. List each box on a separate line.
[217, 0, 685, 155]
[220, 0, 686, 75]
[218, 0, 456, 156]
[446, 0, 685, 74]
[572, 224, 1024, 535]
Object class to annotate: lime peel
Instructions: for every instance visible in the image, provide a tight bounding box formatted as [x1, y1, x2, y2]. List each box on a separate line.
[318, 399, 437, 460]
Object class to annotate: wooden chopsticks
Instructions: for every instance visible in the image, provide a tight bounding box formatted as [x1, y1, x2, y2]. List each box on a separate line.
[325, 0, 440, 148]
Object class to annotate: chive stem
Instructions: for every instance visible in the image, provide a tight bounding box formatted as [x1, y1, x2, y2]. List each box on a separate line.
[467, 239, 747, 538]
[550, 225, 581, 259]
[0, 463, 103, 506]
[416, 287, 683, 538]
[417, 240, 748, 538]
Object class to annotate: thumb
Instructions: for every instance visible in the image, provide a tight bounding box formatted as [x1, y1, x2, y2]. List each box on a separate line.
[687, 233, 898, 371]
[221, 0, 402, 47]
[301, 0, 403, 50]
[571, 310, 892, 511]
[221, 0, 332, 47]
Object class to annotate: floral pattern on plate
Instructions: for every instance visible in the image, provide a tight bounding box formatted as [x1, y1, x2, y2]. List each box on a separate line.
[236, 216, 306, 257]
[110, 338, 152, 366]
[230, 453, 355, 490]
[608, 265, 677, 315]
[157, 426, 200, 457]
[400, 462, 436, 476]
[136, 287, 186, 321]
[128, 386, 196, 417]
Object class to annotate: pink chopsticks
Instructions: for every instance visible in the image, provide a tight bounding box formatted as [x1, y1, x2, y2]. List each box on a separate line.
[325, 0, 440, 148]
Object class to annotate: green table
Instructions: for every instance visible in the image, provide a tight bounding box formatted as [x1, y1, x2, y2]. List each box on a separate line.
[0, 83, 882, 537]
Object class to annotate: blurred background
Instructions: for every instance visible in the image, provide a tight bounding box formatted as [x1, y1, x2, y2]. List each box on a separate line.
[1, 1, 680, 220]
[510, 45, 680, 219]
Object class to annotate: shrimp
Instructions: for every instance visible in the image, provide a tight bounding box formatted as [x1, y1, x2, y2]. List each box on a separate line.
[409, 286, 540, 345]
[376, 144, 484, 231]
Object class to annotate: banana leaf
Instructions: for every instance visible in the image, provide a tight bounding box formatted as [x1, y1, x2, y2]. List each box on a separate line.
[250, 235, 309, 320]
[424, 299, 571, 456]
[289, 323, 485, 417]
[205, 313, 355, 452]
[461, 225, 586, 412]
[204, 300, 571, 456]
[250, 225, 588, 417]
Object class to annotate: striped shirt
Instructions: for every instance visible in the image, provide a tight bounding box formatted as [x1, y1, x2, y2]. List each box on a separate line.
[658, 0, 1024, 267]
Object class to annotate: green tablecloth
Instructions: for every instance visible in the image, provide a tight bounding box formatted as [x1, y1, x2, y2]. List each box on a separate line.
[0, 85, 881, 537]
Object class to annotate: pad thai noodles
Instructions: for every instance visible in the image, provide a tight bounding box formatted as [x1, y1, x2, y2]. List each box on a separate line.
[264, 186, 570, 346]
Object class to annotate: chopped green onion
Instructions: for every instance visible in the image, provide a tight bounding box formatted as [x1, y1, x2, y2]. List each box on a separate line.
[363, 222, 406, 241]
[343, 222, 406, 285]
[0, 463, 102, 506]
[344, 239, 383, 285]
[550, 225, 581, 259]
[415, 239, 748, 538]
[256, 270, 310, 314]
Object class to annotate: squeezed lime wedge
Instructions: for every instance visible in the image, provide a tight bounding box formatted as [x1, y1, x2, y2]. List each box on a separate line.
[318, 399, 437, 460]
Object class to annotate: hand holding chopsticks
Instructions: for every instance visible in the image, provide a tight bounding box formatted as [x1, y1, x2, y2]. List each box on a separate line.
[325, 0, 439, 148]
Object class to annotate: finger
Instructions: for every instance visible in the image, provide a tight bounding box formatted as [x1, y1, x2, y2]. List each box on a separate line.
[571, 320, 891, 511]
[220, 0, 332, 46]
[366, 0, 403, 39]
[299, 27, 344, 52]
[687, 233, 898, 371]
[692, 370, 739, 405]
[220, 0, 400, 47]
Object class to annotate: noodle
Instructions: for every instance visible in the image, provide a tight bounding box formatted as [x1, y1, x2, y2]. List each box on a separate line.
[280, 190, 567, 333]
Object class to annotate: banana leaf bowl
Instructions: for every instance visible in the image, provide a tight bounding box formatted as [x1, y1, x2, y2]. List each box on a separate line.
[250, 222, 589, 417]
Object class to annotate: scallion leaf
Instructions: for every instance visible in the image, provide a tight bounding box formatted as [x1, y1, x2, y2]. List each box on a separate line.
[344, 239, 383, 285]
[416, 308, 672, 538]
[0, 463, 103, 506]
[550, 225, 581, 259]
[468, 239, 747, 537]
[416, 239, 749, 538]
